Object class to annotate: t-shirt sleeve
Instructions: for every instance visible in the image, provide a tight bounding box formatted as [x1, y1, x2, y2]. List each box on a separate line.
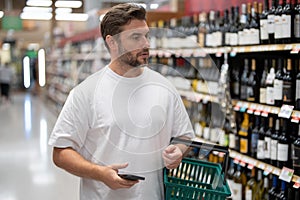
[171, 92, 195, 139]
[48, 88, 90, 151]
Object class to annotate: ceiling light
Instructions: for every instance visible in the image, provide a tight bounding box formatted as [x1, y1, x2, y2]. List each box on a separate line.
[23, 6, 52, 13]
[20, 12, 52, 20]
[55, 1, 83, 8]
[55, 8, 72, 14]
[150, 4, 159, 9]
[26, 0, 52, 7]
[55, 13, 88, 21]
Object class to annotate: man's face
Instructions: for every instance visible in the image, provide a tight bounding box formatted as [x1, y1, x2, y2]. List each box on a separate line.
[115, 19, 150, 67]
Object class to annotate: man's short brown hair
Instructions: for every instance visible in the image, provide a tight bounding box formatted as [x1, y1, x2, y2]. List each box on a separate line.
[100, 3, 146, 50]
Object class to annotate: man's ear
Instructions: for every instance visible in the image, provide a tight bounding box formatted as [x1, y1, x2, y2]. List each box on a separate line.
[106, 35, 117, 51]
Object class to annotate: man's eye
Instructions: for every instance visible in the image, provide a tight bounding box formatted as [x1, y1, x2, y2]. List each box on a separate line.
[132, 35, 141, 40]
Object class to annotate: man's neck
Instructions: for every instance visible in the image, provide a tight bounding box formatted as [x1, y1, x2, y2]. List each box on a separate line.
[109, 61, 144, 78]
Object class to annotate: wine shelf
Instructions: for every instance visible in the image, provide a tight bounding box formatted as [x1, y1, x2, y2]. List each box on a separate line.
[149, 43, 300, 57]
[193, 137, 300, 185]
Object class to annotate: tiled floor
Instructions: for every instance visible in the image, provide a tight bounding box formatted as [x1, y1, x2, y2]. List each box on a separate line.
[0, 92, 79, 200]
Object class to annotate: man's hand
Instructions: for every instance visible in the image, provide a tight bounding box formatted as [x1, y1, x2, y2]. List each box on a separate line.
[162, 144, 183, 169]
[99, 163, 139, 190]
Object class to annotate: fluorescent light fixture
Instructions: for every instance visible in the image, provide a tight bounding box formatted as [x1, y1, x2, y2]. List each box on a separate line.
[150, 3, 159, 9]
[55, 13, 88, 21]
[0, 11, 4, 18]
[23, 6, 52, 13]
[38, 49, 46, 87]
[55, 7, 72, 14]
[55, 1, 82, 8]
[23, 56, 31, 89]
[26, 0, 52, 7]
[20, 12, 52, 20]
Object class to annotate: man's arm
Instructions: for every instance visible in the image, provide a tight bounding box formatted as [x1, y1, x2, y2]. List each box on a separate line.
[52, 147, 139, 189]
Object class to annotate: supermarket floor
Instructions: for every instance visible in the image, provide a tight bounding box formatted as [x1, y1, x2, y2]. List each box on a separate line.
[0, 92, 80, 200]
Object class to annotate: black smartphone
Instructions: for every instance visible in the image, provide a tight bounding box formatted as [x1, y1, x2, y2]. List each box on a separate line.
[118, 174, 145, 181]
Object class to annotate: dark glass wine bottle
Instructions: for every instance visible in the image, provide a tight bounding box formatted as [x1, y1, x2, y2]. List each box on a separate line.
[292, 124, 300, 175]
[294, 0, 300, 42]
[282, 58, 294, 105]
[268, 0, 278, 44]
[240, 59, 249, 100]
[261, 0, 270, 44]
[271, 118, 280, 167]
[264, 116, 273, 164]
[257, 117, 266, 160]
[282, 0, 294, 43]
[260, 59, 268, 104]
[276, 180, 288, 199]
[296, 59, 300, 110]
[274, 0, 284, 44]
[269, 175, 279, 198]
[247, 59, 260, 102]
[274, 59, 284, 106]
[251, 116, 260, 158]
[277, 119, 289, 169]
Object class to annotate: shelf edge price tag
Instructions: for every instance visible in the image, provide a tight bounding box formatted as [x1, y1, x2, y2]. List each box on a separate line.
[264, 165, 274, 176]
[293, 177, 300, 189]
[279, 167, 294, 183]
[278, 104, 294, 119]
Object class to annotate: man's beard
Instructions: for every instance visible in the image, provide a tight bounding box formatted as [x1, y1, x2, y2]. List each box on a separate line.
[118, 46, 149, 67]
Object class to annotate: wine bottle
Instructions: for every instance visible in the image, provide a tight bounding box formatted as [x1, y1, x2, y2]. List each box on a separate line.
[264, 116, 273, 164]
[294, 0, 300, 42]
[260, 59, 268, 104]
[282, 58, 294, 105]
[257, 117, 266, 160]
[268, 0, 277, 44]
[266, 64, 276, 105]
[274, 0, 284, 44]
[277, 119, 289, 169]
[198, 12, 208, 48]
[295, 59, 300, 109]
[260, 0, 270, 44]
[274, 59, 284, 106]
[239, 3, 248, 46]
[233, 163, 247, 200]
[255, 169, 264, 200]
[261, 173, 270, 200]
[250, 3, 260, 45]
[240, 59, 249, 100]
[251, 116, 260, 158]
[239, 113, 250, 155]
[222, 9, 230, 46]
[292, 124, 300, 175]
[268, 175, 279, 198]
[282, 0, 293, 43]
[276, 180, 288, 199]
[230, 6, 240, 46]
[231, 66, 240, 99]
[271, 118, 280, 167]
[247, 59, 260, 102]
[245, 167, 257, 200]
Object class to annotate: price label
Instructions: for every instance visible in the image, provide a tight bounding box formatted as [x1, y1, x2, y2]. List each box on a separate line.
[279, 167, 294, 183]
[264, 165, 274, 176]
[293, 177, 300, 188]
[234, 101, 243, 111]
[291, 111, 300, 123]
[278, 104, 294, 119]
[273, 168, 281, 176]
[258, 162, 266, 170]
[240, 102, 249, 113]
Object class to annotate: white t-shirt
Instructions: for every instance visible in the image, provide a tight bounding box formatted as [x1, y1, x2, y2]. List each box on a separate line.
[49, 66, 195, 200]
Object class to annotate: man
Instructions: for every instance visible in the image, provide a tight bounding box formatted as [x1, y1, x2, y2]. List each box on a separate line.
[49, 3, 195, 200]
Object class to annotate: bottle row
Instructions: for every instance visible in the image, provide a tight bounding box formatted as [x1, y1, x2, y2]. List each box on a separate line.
[184, 99, 300, 174]
[149, 0, 300, 49]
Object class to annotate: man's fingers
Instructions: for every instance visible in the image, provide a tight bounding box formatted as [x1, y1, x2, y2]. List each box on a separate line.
[164, 145, 177, 153]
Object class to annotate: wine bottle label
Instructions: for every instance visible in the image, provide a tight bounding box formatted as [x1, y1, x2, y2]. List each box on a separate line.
[283, 82, 292, 102]
[251, 132, 259, 153]
[231, 182, 242, 200]
[295, 15, 300, 38]
[260, 87, 267, 104]
[281, 14, 291, 38]
[210, 128, 219, 143]
[266, 86, 275, 105]
[240, 137, 249, 154]
[292, 144, 300, 174]
[203, 127, 210, 140]
[296, 80, 300, 100]
[198, 33, 205, 47]
[214, 31, 222, 47]
[230, 33, 238, 46]
[194, 122, 203, 137]
[277, 143, 289, 161]
[264, 136, 271, 159]
[225, 32, 231, 46]
[245, 188, 253, 200]
[229, 133, 236, 149]
[257, 139, 265, 159]
[260, 19, 269, 40]
[274, 15, 283, 39]
[247, 86, 255, 101]
[271, 139, 278, 160]
[274, 79, 283, 100]
[240, 85, 248, 100]
[267, 14, 275, 34]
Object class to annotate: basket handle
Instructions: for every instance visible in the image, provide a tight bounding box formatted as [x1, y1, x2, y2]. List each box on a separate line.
[170, 137, 229, 185]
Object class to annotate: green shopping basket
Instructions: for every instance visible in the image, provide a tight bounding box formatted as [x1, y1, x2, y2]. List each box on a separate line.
[164, 138, 232, 200]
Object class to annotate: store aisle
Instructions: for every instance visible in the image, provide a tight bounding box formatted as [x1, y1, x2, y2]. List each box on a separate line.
[0, 92, 79, 200]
